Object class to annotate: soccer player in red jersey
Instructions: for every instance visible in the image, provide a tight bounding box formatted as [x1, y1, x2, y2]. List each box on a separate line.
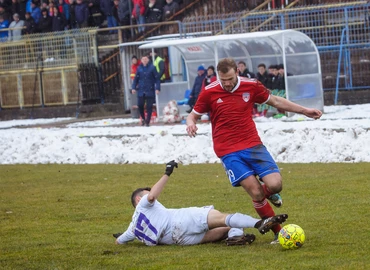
[186, 58, 322, 243]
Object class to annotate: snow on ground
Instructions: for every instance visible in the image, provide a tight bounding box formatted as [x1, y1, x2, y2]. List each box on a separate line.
[0, 104, 369, 164]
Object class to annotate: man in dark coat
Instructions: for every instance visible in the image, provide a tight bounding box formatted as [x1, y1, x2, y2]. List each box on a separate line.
[75, 0, 89, 28]
[256, 63, 269, 88]
[117, 0, 130, 40]
[237, 61, 255, 79]
[131, 55, 160, 127]
[145, 0, 162, 24]
[187, 65, 206, 113]
[162, 0, 178, 21]
[38, 7, 52, 32]
[100, 0, 117, 30]
[52, 6, 67, 31]
[23, 11, 36, 34]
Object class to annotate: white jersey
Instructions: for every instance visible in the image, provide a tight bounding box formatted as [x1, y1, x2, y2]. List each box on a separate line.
[117, 195, 212, 246]
[117, 194, 173, 246]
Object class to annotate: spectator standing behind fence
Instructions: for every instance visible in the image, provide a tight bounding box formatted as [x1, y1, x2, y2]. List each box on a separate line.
[38, 7, 52, 32]
[18, 0, 27, 20]
[48, 1, 55, 16]
[162, 0, 178, 21]
[68, 0, 77, 28]
[0, 0, 13, 16]
[52, 6, 67, 31]
[75, 0, 89, 28]
[87, 0, 103, 27]
[112, 0, 119, 27]
[23, 11, 36, 34]
[145, 0, 162, 24]
[57, 0, 70, 24]
[256, 63, 269, 87]
[0, 15, 9, 42]
[30, 0, 41, 23]
[11, 0, 21, 19]
[8, 13, 24, 41]
[131, 55, 160, 127]
[131, 0, 145, 33]
[117, 0, 130, 41]
[0, 4, 10, 21]
[100, 0, 117, 32]
[186, 65, 206, 113]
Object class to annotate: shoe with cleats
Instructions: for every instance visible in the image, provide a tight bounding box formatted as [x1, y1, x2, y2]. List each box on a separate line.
[258, 214, 288, 234]
[268, 193, 283, 208]
[226, 233, 256, 246]
[113, 233, 123, 239]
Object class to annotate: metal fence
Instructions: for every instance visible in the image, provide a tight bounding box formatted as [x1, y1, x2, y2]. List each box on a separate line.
[181, 1, 370, 96]
[1, 1, 370, 110]
[0, 29, 96, 108]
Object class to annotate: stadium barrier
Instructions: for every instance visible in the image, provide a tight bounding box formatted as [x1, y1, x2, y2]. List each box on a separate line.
[1, 2, 370, 111]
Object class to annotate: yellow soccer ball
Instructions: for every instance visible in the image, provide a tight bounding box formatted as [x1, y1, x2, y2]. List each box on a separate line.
[278, 224, 305, 249]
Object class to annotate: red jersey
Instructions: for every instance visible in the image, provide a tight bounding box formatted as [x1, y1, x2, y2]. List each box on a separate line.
[193, 76, 270, 157]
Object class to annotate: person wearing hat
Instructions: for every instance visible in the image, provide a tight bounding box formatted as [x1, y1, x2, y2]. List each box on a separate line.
[38, 7, 52, 32]
[187, 65, 206, 113]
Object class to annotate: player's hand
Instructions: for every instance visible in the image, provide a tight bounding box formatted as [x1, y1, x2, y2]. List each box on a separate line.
[165, 160, 178, 176]
[155, 90, 160, 95]
[131, 89, 136, 94]
[303, 108, 323, 120]
[186, 124, 198, 137]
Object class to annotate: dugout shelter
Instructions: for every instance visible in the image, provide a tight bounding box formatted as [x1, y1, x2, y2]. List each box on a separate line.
[122, 30, 324, 119]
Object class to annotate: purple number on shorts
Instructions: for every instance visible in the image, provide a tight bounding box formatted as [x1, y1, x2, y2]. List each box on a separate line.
[134, 213, 158, 244]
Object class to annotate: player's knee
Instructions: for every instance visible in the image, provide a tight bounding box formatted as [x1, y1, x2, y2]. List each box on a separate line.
[267, 180, 282, 194]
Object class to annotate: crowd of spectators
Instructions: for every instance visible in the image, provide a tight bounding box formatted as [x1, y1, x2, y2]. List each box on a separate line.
[0, 0, 184, 41]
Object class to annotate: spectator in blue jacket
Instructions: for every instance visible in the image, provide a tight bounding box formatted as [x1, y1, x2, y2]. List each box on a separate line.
[187, 65, 206, 113]
[131, 55, 160, 127]
[100, 0, 117, 32]
[75, 0, 89, 28]
[0, 14, 9, 42]
[30, 0, 41, 23]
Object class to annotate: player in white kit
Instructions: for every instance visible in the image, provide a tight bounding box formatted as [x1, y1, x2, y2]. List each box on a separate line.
[115, 161, 288, 246]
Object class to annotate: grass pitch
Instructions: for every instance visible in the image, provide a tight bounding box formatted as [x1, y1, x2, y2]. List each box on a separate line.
[1, 163, 369, 270]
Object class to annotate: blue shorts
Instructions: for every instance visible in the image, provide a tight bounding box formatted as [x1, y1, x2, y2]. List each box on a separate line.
[221, 144, 280, 187]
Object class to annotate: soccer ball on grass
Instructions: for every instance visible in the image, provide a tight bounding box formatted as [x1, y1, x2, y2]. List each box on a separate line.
[278, 224, 305, 249]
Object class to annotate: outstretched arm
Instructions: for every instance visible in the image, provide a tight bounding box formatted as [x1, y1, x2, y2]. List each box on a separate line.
[147, 161, 178, 204]
[186, 112, 201, 137]
[267, 95, 322, 119]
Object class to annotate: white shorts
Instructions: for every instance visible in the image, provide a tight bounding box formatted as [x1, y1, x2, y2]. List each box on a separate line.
[169, 207, 211, 245]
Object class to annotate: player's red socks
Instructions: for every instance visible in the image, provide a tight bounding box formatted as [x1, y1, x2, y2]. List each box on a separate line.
[261, 184, 273, 199]
[253, 199, 282, 234]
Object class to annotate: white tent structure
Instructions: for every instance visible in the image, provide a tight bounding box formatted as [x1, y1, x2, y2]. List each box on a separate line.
[132, 30, 324, 119]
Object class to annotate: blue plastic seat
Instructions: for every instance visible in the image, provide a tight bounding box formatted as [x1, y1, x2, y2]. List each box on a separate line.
[177, 89, 191, 105]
